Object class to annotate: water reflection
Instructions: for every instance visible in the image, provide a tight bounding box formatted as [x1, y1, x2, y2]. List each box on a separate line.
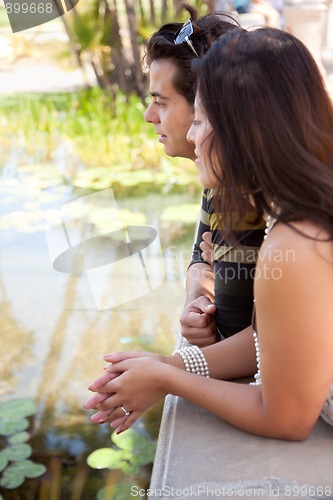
[0, 163, 199, 497]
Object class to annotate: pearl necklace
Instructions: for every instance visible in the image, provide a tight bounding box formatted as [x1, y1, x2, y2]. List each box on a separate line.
[251, 211, 278, 385]
[264, 212, 277, 240]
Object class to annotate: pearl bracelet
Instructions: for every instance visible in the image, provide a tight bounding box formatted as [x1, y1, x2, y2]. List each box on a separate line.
[173, 344, 210, 378]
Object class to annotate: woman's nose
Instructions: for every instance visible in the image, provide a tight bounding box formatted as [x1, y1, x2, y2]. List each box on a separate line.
[187, 124, 195, 144]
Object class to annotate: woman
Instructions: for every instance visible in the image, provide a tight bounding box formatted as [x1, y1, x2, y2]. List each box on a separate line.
[85, 28, 333, 441]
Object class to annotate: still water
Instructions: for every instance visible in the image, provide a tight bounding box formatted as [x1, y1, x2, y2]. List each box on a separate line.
[0, 164, 200, 499]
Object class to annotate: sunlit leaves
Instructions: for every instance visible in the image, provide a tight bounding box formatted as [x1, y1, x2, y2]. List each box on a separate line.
[87, 448, 130, 470]
[87, 428, 156, 475]
[112, 429, 156, 466]
[0, 89, 199, 189]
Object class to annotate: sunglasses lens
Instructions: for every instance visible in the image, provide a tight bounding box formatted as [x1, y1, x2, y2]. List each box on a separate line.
[174, 20, 193, 44]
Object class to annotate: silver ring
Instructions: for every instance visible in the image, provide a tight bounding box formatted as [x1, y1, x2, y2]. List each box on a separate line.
[120, 405, 130, 417]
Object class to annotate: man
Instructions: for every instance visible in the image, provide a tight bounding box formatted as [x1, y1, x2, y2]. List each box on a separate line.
[144, 4, 265, 347]
[83, 5, 265, 429]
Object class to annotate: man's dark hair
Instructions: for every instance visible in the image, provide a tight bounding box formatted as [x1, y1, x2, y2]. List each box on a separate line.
[145, 3, 238, 104]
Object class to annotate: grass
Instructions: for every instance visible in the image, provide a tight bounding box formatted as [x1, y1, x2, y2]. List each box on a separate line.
[0, 88, 199, 194]
[0, 7, 10, 29]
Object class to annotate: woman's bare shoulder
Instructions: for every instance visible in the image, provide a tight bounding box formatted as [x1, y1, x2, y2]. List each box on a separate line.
[260, 220, 333, 264]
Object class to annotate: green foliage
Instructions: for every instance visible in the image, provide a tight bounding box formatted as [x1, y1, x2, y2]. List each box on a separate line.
[0, 399, 46, 490]
[8, 432, 30, 445]
[0, 460, 46, 489]
[2, 444, 32, 462]
[69, 0, 112, 50]
[0, 89, 199, 193]
[0, 466, 25, 489]
[71, 10, 101, 50]
[87, 428, 156, 475]
[0, 454, 8, 473]
[0, 6, 10, 28]
[161, 203, 201, 224]
[0, 399, 37, 419]
[0, 418, 29, 436]
[97, 483, 137, 500]
[8, 460, 46, 479]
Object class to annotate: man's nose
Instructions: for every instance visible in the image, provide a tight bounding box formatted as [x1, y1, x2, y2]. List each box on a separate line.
[144, 103, 159, 124]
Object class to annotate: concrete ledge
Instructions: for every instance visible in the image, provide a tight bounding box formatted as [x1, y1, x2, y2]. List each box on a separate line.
[150, 393, 333, 499]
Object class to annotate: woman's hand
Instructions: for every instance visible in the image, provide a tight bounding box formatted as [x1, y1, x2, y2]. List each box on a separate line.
[199, 231, 214, 266]
[103, 350, 166, 366]
[85, 353, 172, 434]
[84, 350, 166, 408]
[97, 357, 169, 433]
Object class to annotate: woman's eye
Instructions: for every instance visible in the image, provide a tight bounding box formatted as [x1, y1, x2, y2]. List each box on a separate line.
[193, 120, 201, 126]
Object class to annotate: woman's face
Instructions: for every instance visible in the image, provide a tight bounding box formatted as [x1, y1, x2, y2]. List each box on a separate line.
[187, 93, 219, 189]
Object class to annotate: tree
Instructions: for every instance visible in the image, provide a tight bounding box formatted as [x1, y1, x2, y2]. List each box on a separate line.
[60, 0, 208, 99]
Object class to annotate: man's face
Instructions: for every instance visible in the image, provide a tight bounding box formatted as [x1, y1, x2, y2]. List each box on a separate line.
[144, 59, 196, 161]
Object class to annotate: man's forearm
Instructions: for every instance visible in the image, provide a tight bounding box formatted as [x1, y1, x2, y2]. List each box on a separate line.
[185, 262, 214, 305]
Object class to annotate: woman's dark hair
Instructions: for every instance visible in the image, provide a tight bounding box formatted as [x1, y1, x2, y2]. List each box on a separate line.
[196, 27, 333, 236]
[144, 3, 238, 104]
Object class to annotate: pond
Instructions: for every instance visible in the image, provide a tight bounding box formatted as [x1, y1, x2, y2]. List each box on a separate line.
[0, 162, 200, 499]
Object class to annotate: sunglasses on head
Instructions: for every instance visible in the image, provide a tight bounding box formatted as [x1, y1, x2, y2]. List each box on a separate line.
[174, 19, 199, 58]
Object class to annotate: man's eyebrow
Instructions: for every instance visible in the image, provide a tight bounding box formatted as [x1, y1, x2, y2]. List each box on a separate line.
[150, 92, 169, 99]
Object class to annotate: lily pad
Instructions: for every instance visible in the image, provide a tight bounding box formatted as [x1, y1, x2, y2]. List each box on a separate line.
[2, 443, 32, 462]
[119, 460, 137, 474]
[0, 418, 30, 436]
[0, 452, 8, 473]
[133, 449, 156, 467]
[112, 428, 153, 453]
[0, 465, 25, 489]
[112, 429, 156, 467]
[10, 460, 46, 479]
[87, 448, 128, 470]
[0, 399, 37, 419]
[8, 432, 30, 444]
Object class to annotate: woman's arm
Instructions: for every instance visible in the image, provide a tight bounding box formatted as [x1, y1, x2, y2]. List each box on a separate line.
[84, 326, 257, 426]
[192, 222, 333, 440]
[249, 222, 333, 438]
[86, 222, 333, 440]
